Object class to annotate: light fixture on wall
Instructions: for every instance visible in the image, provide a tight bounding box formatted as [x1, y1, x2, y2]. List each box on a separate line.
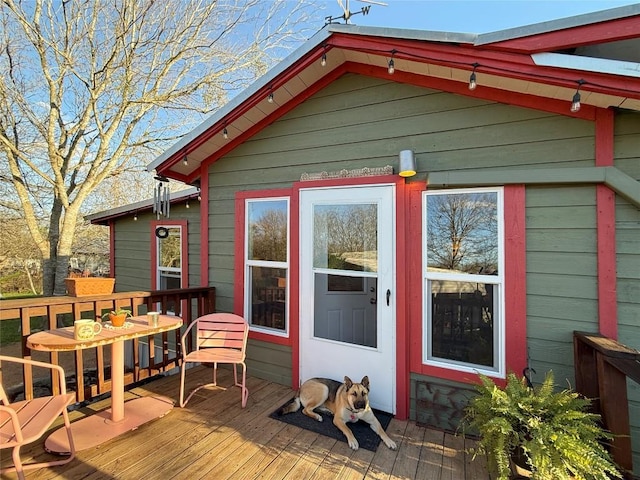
[185, 200, 190, 209]
[182, 155, 188, 166]
[133, 212, 138, 221]
[571, 79, 585, 112]
[398, 149, 416, 177]
[321, 46, 327, 67]
[223, 126, 228, 139]
[469, 63, 479, 90]
[267, 88, 274, 103]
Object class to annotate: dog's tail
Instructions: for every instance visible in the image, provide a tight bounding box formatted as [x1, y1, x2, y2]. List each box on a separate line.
[277, 393, 301, 416]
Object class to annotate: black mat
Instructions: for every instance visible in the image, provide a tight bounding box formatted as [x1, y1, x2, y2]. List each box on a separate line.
[269, 399, 393, 452]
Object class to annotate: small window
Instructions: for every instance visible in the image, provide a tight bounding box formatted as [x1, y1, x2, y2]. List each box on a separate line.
[245, 198, 289, 335]
[423, 188, 504, 376]
[157, 225, 183, 290]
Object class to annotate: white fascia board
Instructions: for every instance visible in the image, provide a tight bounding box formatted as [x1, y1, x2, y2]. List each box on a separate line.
[532, 52, 640, 78]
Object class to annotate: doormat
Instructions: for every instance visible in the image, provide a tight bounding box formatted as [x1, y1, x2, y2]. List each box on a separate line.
[269, 399, 393, 452]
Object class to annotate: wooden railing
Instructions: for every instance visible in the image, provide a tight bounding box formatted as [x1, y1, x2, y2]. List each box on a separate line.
[574, 331, 640, 479]
[0, 287, 215, 403]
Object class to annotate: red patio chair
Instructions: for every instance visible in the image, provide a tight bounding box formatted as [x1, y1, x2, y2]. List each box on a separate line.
[0, 355, 76, 479]
[179, 313, 249, 408]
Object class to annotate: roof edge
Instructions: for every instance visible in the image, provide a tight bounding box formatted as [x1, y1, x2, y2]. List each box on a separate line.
[476, 4, 640, 45]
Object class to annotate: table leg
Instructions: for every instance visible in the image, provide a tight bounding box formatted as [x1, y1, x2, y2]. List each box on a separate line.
[110, 340, 125, 422]
[44, 341, 174, 454]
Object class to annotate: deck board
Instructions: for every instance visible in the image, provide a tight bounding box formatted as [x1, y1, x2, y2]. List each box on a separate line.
[1, 366, 491, 479]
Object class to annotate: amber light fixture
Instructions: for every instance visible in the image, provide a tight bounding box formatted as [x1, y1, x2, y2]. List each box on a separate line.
[398, 150, 416, 177]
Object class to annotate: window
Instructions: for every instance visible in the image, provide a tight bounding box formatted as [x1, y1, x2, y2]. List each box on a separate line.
[245, 198, 289, 335]
[156, 225, 183, 290]
[423, 188, 504, 376]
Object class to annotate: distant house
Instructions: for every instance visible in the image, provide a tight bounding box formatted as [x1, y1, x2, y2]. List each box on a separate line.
[89, 4, 640, 468]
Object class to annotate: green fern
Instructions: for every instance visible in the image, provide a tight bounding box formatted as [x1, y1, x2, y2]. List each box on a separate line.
[464, 371, 622, 480]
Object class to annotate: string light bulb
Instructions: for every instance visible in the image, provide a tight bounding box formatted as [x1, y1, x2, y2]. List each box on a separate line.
[469, 63, 479, 90]
[571, 79, 585, 113]
[387, 50, 396, 75]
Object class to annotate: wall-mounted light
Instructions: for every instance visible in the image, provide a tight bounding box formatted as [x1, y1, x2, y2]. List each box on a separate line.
[321, 52, 327, 67]
[185, 200, 190, 209]
[571, 79, 585, 113]
[133, 212, 138, 221]
[398, 149, 416, 177]
[268, 91, 274, 103]
[223, 127, 228, 139]
[182, 155, 188, 166]
[469, 63, 479, 90]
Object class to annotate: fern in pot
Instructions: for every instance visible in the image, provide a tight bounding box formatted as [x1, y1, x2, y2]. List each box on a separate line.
[463, 370, 622, 480]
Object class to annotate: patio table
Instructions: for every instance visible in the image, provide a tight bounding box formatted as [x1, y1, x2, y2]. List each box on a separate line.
[27, 314, 182, 453]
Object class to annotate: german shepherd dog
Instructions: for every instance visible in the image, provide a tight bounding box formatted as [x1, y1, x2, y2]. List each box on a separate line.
[278, 376, 397, 451]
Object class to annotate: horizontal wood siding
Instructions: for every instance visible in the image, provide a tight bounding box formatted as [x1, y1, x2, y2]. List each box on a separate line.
[614, 111, 640, 469]
[114, 204, 201, 291]
[246, 339, 292, 386]
[114, 215, 152, 291]
[526, 185, 598, 384]
[206, 75, 637, 434]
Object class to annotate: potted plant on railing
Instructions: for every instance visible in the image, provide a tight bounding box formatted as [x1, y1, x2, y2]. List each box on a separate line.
[463, 370, 622, 480]
[101, 308, 132, 327]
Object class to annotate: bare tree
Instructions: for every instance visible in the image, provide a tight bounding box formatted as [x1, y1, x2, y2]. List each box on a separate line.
[0, 0, 317, 295]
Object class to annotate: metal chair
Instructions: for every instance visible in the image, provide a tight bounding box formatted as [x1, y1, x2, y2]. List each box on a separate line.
[0, 355, 76, 479]
[179, 313, 249, 408]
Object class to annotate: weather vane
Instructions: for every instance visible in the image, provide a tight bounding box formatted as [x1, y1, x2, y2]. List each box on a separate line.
[325, 0, 387, 25]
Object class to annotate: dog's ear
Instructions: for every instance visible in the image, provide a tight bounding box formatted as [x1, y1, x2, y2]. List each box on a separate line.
[361, 376, 370, 391]
[344, 376, 353, 389]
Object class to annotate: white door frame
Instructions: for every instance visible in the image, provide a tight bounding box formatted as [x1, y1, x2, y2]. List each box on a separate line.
[299, 184, 396, 413]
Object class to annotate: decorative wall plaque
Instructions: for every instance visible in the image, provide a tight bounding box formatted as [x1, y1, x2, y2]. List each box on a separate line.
[301, 165, 393, 181]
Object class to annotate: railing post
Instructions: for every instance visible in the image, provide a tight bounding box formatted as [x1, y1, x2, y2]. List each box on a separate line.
[596, 354, 632, 472]
[574, 331, 640, 477]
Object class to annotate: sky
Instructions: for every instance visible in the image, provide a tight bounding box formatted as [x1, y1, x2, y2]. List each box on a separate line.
[312, 0, 639, 33]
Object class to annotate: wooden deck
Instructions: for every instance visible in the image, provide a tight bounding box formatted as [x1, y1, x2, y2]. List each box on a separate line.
[2, 366, 492, 479]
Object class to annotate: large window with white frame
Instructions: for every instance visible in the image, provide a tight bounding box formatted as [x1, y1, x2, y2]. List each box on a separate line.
[423, 187, 504, 376]
[245, 198, 289, 336]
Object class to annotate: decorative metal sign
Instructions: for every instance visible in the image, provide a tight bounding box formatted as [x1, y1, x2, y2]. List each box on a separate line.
[300, 165, 393, 181]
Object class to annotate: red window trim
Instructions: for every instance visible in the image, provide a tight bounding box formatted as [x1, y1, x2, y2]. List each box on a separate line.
[150, 220, 189, 290]
[408, 184, 527, 387]
[234, 189, 293, 347]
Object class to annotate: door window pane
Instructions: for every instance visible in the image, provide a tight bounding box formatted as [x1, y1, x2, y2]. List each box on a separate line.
[313, 204, 378, 272]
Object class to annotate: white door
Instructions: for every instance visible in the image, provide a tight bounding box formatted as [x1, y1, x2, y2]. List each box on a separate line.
[299, 184, 396, 413]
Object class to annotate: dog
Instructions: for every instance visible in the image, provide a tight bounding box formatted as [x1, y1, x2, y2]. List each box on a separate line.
[278, 375, 397, 451]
